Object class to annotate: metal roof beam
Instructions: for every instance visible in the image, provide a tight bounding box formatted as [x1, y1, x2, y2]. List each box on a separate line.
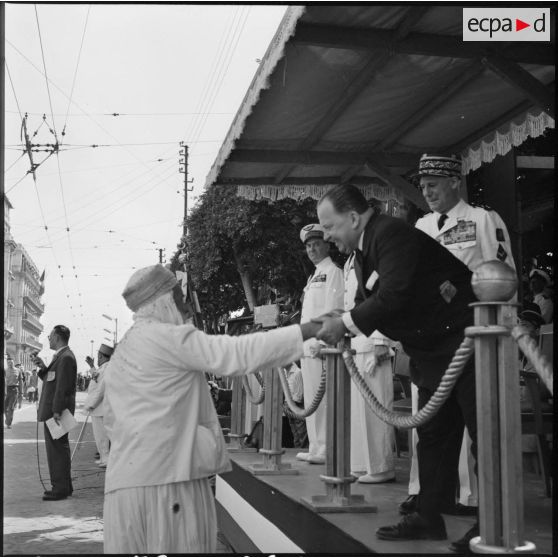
[229, 149, 419, 167]
[482, 56, 554, 118]
[217, 176, 383, 186]
[293, 23, 554, 66]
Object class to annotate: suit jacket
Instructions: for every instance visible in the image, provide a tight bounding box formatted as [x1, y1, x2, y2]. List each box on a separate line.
[37, 346, 77, 422]
[351, 214, 476, 389]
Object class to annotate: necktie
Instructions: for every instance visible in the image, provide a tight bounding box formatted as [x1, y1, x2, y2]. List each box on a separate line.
[437, 213, 448, 230]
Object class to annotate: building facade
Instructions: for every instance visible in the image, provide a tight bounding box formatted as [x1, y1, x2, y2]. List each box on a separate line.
[4, 198, 45, 369]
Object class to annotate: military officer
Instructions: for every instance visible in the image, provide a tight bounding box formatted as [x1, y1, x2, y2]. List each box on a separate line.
[297, 224, 344, 464]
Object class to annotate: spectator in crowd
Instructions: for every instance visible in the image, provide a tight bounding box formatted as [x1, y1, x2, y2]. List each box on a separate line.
[296, 224, 344, 465]
[102, 264, 321, 554]
[84, 344, 114, 468]
[529, 269, 553, 324]
[16, 364, 26, 409]
[27, 368, 39, 403]
[4, 357, 19, 429]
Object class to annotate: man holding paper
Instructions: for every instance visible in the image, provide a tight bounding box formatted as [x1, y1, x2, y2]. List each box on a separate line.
[34, 325, 77, 501]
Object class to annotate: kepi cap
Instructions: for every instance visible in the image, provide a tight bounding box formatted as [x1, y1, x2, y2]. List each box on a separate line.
[122, 264, 178, 312]
[300, 224, 325, 244]
[417, 153, 462, 179]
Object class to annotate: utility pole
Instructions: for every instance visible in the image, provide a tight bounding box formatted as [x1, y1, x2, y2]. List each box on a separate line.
[157, 248, 165, 264]
[178, 142, 202, 329]
[179, 142, 194, 237]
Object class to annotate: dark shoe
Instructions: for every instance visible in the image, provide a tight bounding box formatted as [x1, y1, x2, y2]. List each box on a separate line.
[43, 492, 69, 501]
[377, 512, 447, 541]
[399, 494, 418, 515]
[446, 503, 478, 517]
[450, 523, 479, 553]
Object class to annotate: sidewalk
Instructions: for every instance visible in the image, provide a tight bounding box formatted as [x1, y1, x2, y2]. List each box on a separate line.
[3, 392, 233, 555]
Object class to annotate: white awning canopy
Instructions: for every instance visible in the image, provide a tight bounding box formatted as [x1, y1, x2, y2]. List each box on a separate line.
[204, 5, 555, 209]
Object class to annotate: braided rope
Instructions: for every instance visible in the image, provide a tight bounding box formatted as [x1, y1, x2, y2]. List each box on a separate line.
[512, 325, 553, 393]
[343, 336, 475, 430]
[242, 372, 265, 404]
[278, 363, 326, 419]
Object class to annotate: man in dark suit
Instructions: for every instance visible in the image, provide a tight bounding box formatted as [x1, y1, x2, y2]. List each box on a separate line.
[34, 325, 77, 500]
[314, 184, 477, 544]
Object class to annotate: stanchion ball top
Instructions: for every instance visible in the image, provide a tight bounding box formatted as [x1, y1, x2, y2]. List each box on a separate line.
[471, 260, 517, 302]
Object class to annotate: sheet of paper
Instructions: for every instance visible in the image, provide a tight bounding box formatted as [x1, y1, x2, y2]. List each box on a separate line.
[46, 408, 78, 440]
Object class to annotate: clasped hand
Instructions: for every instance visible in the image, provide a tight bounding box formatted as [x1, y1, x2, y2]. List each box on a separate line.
[311, 309, 347, 345]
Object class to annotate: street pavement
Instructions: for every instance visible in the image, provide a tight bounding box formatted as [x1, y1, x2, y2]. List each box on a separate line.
[3, 391, 233, 555]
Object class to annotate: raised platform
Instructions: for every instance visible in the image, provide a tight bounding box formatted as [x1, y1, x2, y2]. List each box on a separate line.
[216, 448, 553, 554]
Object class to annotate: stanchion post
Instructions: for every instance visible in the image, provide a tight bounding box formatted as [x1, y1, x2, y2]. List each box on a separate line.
[301, 342, 376, 513]
[249, 368, 298, 475]
[228, 377, 256, 453]
[468, 260, 535, 554]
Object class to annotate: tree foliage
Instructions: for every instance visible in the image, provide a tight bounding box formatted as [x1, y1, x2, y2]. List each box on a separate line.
[173, 185, 327, 329]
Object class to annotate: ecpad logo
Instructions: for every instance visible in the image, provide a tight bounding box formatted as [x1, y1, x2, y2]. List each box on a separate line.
[463, 8, 550, 41]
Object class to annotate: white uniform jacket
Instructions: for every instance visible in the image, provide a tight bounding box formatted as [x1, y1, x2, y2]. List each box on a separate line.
[84, 362, 108, 417]
[103, 321, 304, 494]
[415, 199, 516, 272]
[300, 256, 344, 356]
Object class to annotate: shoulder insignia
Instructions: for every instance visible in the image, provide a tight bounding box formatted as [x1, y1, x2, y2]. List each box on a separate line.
[496, 228, 505, 242]
[470, 202, 493, 211]
[497, 244, 508, 262]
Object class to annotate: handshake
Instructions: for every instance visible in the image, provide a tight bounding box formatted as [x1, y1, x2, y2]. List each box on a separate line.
[299, 309, 348, 346]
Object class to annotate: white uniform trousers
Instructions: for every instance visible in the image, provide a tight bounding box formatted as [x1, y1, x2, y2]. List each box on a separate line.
[91, 416, 110, 465]
[301, 356, 327, 458]
[350, 354, 394, 475]
[408, 383, 478, 505]
[104, 479, 216, 554]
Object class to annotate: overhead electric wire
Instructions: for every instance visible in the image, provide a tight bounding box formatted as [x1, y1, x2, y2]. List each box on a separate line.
[5, 152, 27, 173]
[34, 5, 59, 143]
[62, 4, 90, 138]
[5, 60, 23, 120]
[191, 6, 250, 152]
[6, 110, 235, 117]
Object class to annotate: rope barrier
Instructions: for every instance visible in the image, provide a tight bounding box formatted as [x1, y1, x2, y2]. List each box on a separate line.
[242, 372, 265, 404]
[343, 336, 475, 430]
[278, 362, 327, 419]
[512, 325, 553, 393]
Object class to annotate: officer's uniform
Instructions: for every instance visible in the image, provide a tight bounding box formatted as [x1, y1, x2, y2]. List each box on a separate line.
[409, 156, 516, 513]
[299, 226, 344, 461]
[415, 198, 516, 271]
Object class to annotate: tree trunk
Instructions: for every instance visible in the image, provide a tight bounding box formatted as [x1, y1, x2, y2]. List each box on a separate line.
[233, 249, 256, 311]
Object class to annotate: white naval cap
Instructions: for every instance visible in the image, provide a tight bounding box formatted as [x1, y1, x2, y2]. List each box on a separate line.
[300, 223, 325, 244]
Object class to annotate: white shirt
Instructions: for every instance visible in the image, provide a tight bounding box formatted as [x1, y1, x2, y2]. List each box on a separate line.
[300, 256, 344, 355]
[103, 321, 304, 493]
[84, 362, 108, 417]
[415, 199, 516, 272]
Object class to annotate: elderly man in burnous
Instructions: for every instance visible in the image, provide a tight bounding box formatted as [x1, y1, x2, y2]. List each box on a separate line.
[102, 264, 322, 554]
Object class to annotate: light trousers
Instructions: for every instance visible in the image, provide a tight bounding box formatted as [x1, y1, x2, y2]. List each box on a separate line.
[301, 356, 327, 458]
[91, 415, 110, 464]
[350, 354, 394, 475]
[408, 383, 478, 506]
[104, 479, 216, 554]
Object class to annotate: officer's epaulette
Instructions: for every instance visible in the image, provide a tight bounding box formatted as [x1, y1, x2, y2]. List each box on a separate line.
[470, 202, 493, 211]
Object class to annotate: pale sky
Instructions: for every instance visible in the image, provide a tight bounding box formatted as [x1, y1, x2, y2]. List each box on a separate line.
[4, 2, 288, 368]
